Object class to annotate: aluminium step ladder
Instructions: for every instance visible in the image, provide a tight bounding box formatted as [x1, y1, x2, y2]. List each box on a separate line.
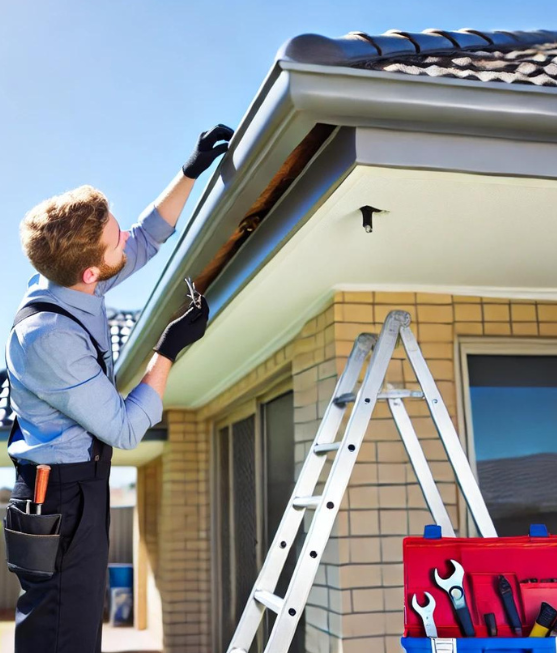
[227, 310, 497, 653]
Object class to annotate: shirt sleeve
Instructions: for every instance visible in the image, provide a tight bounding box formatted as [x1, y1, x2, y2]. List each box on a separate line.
[20, 325, 163, 450]
[96, 203, 176, 294]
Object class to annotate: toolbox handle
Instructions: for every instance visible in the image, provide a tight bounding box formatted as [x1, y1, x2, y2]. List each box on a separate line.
[529, 524, 549, 538]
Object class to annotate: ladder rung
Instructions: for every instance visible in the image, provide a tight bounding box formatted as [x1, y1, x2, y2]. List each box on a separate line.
[292, 496, 321, 509]
[378, 390, 424, 399]
[254, 590, 284, 614]
[314, 442, 340, 454]
[333, 392, 356, 406]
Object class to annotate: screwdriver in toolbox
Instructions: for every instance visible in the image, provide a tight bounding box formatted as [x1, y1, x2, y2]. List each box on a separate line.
[498, 575, 522, 636]
[33, 465, 51, 514]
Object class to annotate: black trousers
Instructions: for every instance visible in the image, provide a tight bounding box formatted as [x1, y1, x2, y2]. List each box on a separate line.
[9, 460, 111, 653]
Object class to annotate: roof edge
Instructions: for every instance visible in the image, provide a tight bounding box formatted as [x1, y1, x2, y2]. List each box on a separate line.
[276, 28, 557, 66]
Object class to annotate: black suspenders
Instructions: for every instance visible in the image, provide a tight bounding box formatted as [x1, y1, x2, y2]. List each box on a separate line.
[7, 301, 113, 465]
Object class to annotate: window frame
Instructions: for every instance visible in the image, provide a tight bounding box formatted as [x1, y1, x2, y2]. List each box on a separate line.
[210, 372, 293, 651]
[456, 336, 557, 536]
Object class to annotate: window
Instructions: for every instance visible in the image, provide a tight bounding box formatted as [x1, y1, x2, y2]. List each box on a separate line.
[465, 351, 557, 536]
[214, 384, 300, 652]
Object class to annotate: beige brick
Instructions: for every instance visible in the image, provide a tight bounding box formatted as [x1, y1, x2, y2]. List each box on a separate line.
[375, 292, 416, 304]
[454, 295, 481, 303]
[385, 611, 404, 635]
[384, 587, 404, 613]
[350, 510, 380, 536]
[511, 304, 537, 321]
[379, 510, 408, 534]
[344, 291, 374, 304]
[416, 293, 452, 304]
[349, 486, 379, 508]
[378, 464, 407, 484]
[358, 442, 377, 462]
[430, 461, 455, 482]
[335, 322, 372, 341]
[483, 304, 510, 322]
[481, 297, 509, 304]
[427, 360, 454, 381]
[454, 304, 482, 322]
[353, 588, 384, 612]
[329, 587, 352, 613]
[340, 564, 382, 589]
[344, 639, 386, 653]
[382, 563, 404, 587]
[342, 303, 374, 323]
[351, 463, 379, 485]
[454, 322, 483, 335]
[484, 323, 512, 336]
[375, 305, 417, 324]
[418, 324, 453, 342]
[538, 304, 557, 321]
[344, 612, 386, 637]
[349, 537, 381, 563]
[366, 419, 400, 441]
[421, 343, 453, 359]
[513, 322, 539, 336]
[385, 359, 404, 384]
[381, 536, 404, 563]
[417, 305, 453, 323]
[377, 442, 407, 463]
[540, 323, 557, 336]
[385, 636, 403, 653]
[378, 486, 407, 509]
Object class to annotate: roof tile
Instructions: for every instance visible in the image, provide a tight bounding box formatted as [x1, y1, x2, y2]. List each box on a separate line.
[384, 29, 455, 53]
[424, 29, 491, 49]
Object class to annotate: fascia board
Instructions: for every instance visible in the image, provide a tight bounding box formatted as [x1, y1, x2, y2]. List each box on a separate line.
[115, 59, 557, 392]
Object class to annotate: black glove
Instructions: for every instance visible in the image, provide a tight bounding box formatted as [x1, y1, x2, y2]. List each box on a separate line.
[153, 295, 210, 362]
[182, 124, 234, 179]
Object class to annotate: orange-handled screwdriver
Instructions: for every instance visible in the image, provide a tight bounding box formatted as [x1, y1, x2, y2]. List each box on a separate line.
[33, 465, 51, 515]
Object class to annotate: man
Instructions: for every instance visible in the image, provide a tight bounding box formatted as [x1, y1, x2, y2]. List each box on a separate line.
[4, 124, 234, 653]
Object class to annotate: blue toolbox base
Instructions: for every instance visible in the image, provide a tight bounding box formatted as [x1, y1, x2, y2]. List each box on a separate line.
[401, 637, 557, 652]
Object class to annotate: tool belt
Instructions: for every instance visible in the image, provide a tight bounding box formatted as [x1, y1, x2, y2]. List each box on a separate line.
[3, 500, 62, 580]
[402, 524, 557, 652]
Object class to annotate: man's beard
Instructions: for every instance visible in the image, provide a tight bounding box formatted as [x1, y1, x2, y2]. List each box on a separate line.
[96, 252, 127, 282]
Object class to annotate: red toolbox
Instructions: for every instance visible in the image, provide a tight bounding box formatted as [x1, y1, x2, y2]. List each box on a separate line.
[402, 525, 557, 650]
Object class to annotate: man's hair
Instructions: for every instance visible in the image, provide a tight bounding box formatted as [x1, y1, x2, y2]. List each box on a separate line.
[20, 185, 110, 287]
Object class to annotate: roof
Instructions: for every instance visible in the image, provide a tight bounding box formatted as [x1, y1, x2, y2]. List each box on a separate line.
[278, 28, 557, 87]
[0, 307, 140, 428]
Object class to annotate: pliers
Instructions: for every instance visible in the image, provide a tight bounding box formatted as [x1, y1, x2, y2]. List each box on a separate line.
[434, 559, 476, 637]
[185, 277, 202, 310]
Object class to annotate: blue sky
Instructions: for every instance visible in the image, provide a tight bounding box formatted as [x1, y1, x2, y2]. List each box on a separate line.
[0, 1, 555, 487]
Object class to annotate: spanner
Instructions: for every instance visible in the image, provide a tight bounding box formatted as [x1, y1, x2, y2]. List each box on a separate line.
[411, 592, 438, 637]
[434, 559, 476, 637]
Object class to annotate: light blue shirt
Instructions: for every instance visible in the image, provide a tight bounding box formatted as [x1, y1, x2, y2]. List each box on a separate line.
[5, 203, 176, 464]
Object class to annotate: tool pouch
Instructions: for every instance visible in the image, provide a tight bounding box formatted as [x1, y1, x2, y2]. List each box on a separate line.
[3, 502, 62, 580]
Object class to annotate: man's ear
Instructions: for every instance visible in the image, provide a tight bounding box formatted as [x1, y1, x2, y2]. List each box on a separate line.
[82, 267, 99, 284]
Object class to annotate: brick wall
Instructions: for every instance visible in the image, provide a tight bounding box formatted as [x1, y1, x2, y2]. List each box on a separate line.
[143, 291, 557, 653]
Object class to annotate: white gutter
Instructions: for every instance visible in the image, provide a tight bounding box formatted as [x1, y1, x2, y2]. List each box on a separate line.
[115, 59, 557, 392]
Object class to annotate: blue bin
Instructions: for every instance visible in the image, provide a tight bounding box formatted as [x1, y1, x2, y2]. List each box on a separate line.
[108, 564, 133, 627]
[402, 638, 557, 652]
[108, 563, 133, 589]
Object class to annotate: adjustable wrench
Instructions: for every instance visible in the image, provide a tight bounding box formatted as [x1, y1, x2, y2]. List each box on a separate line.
[434, 559, 476, 637]
[412, 592, 438, 637]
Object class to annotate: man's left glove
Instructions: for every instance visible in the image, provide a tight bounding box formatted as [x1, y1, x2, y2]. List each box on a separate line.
[182, 124, 234, 179]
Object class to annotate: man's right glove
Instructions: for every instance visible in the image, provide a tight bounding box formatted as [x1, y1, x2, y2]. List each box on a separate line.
[153, 295, 210, 363]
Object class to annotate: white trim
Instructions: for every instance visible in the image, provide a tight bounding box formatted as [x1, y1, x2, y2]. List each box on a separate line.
[333, 284, 557, 302]
[457, 336, 557, 536]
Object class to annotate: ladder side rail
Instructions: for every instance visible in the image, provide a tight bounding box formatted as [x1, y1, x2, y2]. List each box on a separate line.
[388, 397, 455, 537]
[226, 334, 376, 653]
[263, 312, 409, 653]
[399, 325, 497, 538]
